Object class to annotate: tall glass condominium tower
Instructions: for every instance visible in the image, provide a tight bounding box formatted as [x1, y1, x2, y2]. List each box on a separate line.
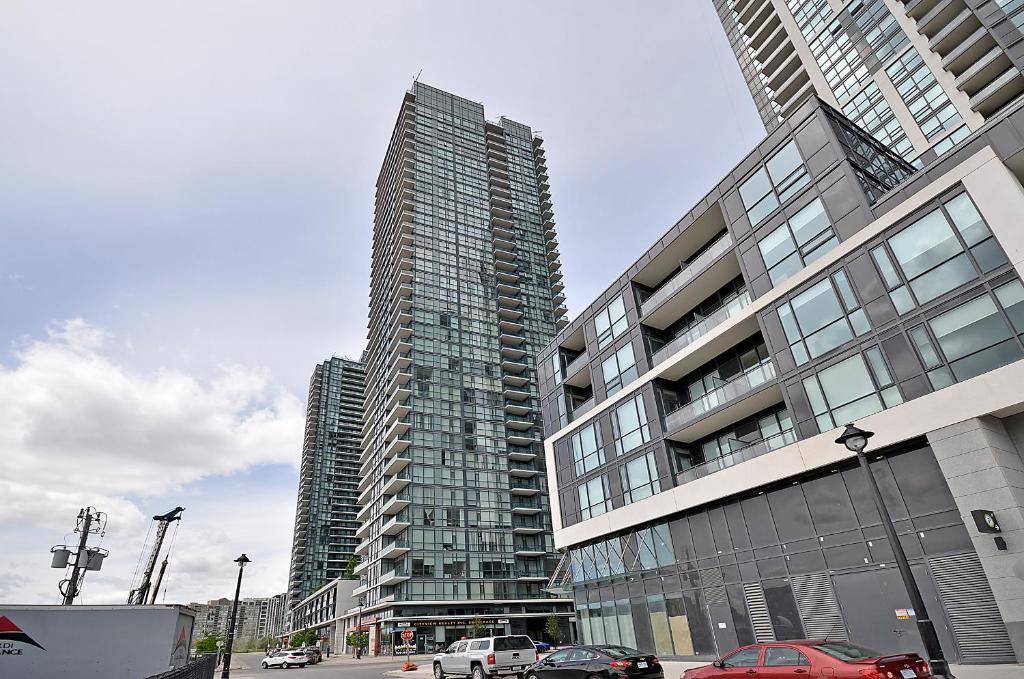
[288, 356, 366, 609]
[355, 82, 573, 653]
[714, 0, 1024, 161]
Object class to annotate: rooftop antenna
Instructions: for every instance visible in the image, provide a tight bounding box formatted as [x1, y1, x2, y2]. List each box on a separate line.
[413, 68, 423, 83]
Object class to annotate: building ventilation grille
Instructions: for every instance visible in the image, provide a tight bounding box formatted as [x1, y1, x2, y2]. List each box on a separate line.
[790, 572, 847, 641]
[706, 586, 728, 607]
[742, 582, 776, 642]
[701, 568, 725, 589]
[929, 552, 1016, 663]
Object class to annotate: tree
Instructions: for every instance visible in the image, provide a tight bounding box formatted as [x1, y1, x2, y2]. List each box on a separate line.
[469, 616, 487, 639]
[290, 629, 319, 647]
[344, 556, 361, 580]
[194, 632, 224, 654]
[346, 631, 369, 653]
[544, 615, 561, 645]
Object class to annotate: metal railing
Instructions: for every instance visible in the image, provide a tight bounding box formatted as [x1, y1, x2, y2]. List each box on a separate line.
[663, 362, 775, 434]
[651, 292, 752, 365]
[676, 428, 796, 484]
[641, 233, 734, 317]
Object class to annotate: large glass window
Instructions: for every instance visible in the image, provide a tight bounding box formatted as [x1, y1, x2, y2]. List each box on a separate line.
[739, 141, 810, 225]
[875, 193, 1008, 308]
[571, 423, 604, 476]
[620, 452, 661, 504]
[595, 295, 628, 349]
[927, 294, 1022, 383]
[612, 394, 651, 455]
[759, 199, 837, 285]
[578, 475, 612, 520]
[803, 350, 902, 432]
[602, 343, 638, 397]
[778, 271, 870, 365]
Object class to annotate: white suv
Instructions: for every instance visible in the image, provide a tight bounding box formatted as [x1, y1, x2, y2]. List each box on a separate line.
[433, 636, 538, 679]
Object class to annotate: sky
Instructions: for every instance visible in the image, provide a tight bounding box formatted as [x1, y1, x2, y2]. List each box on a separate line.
[0, 1, 764, 606]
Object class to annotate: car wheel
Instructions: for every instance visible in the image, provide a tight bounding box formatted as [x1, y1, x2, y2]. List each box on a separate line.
[434, 663, 446, 679]
[262, 662, 269, 669]
[473, 666, 486, 679]
[282, 662, 289, 669]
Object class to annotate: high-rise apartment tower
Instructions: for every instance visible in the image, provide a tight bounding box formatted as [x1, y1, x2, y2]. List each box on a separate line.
[355, 82, 573, 653]
[714, 0, 1024, 161]
[288, 356, 366, 608]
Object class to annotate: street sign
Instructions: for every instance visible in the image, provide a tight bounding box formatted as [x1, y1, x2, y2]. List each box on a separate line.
[396, 622, 411, 627]
[497, 619, 509, 624]
[401, 630, 415, 641]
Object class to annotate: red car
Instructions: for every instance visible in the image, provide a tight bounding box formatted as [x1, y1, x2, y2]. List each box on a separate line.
[681, 640, 933, 679]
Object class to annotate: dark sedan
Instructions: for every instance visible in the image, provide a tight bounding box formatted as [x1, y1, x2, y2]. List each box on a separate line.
[526, 645, 663, 679]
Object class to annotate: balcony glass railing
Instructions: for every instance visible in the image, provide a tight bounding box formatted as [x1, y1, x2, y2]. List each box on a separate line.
[676, 428, 796, 484]
[641, 233, 734, 317]
[664, 361, 775, 433]
[563, 351, 589, 378]
[570, 397, 595, 420]
[651, 292, 752, 365]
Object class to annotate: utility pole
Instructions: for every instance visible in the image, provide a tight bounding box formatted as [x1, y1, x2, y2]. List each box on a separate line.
[52, 507, 108, 605]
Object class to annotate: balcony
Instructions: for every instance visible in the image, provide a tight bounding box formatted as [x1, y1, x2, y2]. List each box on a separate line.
[353, 559, 370, 575]
[504, 401, 532, 416]
[563, 352, 590, 388]
[505, 413, 535, 431]
[517, 570, 549, 581]
[355, 502, 373, 523]
[355, 521, 371, 539]
[503, 387, 531, 402]
[502, 359, 528, 374]
[352, 582, 370, 597]
[640, 233, 737, 330]
[379, 567, 411, 587]
[514, 544, 547, 557]
[509, 461, 541, 478]
[382, 515, 411, 536]
[508, 447, 538, 463]
[380, 538, 411, 560]
[383, 454, 411, 476]
[651, 291, 753, 367]
[507, 433, 540, 448]
[570, 397, 595, 420]
[382, 492, 412, 515]
[356, 484, 374, 506]
[511, 478, 542, 495]
[511, 497, 544, 514]
[382, 473, 411, 496]
[663, 362, 780, 443]
[512, 517, 545, 534]
[674, 429, 796, 485]
[385, 437, 410, 459]
[354, 539, 371, 556]
[385, 418, 411, 443]
[502, 373, 530, 389]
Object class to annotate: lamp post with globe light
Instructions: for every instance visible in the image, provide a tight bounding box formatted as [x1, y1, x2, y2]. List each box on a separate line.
[835, 425, 954, 679]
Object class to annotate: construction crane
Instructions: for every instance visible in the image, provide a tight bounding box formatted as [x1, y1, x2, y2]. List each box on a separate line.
[127, 507, 184, 605]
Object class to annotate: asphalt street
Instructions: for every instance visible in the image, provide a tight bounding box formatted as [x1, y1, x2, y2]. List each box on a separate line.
[228, 651, 430, 679]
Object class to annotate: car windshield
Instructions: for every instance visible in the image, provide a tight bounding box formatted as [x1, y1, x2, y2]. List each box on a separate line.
[814, 642, 882, 662]
[596, 646, 639, 658]
[494, 636, 535, 651]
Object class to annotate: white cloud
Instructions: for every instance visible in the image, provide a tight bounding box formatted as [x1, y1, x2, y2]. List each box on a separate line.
[0, 319, 303, 603]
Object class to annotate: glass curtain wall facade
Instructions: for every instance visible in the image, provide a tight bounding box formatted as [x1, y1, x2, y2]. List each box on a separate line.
[288, 357, 366, 608]
[357, 82, 572, 652]
[712, 0, 1024, 162]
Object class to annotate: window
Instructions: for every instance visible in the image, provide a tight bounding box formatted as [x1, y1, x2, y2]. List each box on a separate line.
[758, 199, 837, 285]
[620, 452, 661, 504]
[550, 353, 563, 386]
[886, 49, 960, 141]
[611, 394, 650, 455]
[578, 476, 612, 520]
[739, 141, 810, 225]
[927, 294, 1022, 382]
[602, 343, 638, 396]
[595, 295, 628, 349]
[874, 193, 1006, 309]
[469, 641, 488, 651]
[764, 648, 810, 666]
[778, 271, 870, 365]
[724, 647, 762, 667]
[803, 351, 902, 432]
[545, 649, 571, 663]
[570, 423, 604, 476]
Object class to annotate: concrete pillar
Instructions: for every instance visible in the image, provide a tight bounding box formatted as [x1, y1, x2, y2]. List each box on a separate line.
[927, 415, 1024, 660]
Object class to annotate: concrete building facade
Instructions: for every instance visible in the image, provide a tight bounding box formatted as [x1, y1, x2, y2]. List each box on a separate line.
[288, 357, 366, 608]
[539, 96, 1024, 663]
[714, 0, 1024, 162]
[189, 596, 281, 641]
[354, 81, 573, 655]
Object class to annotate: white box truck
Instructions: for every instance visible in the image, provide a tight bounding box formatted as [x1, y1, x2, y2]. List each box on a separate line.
[0, 604, 195, 679]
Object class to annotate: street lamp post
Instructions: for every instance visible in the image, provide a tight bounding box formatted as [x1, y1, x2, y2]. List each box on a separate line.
[835, 425, 954, 679]
[220, 554, 251, 679]
[354, 596, 365, 659]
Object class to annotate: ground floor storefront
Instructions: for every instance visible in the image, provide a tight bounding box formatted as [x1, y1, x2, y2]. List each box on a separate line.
[564, 436, 1021, 664]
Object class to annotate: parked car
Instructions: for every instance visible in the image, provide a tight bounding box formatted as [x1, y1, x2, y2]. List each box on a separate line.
[681, 640, 934, 679]
[533, 642, 551, 653]
[525, 645, 662, 679]
[261, 650, 309, 669]
[299, 647, 320, 664]
[434, 635, 539, 679]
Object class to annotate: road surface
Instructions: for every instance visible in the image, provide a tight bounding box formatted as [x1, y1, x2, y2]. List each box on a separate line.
[229, 651, 431, 679]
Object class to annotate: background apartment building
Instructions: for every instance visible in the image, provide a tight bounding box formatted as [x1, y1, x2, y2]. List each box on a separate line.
[190, 594, 286, 641]
[539, 95, 1024, 663]
[354, 81, 573, 654]
[288, 357, 366, 609]
[715, 0, 1024, 162]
